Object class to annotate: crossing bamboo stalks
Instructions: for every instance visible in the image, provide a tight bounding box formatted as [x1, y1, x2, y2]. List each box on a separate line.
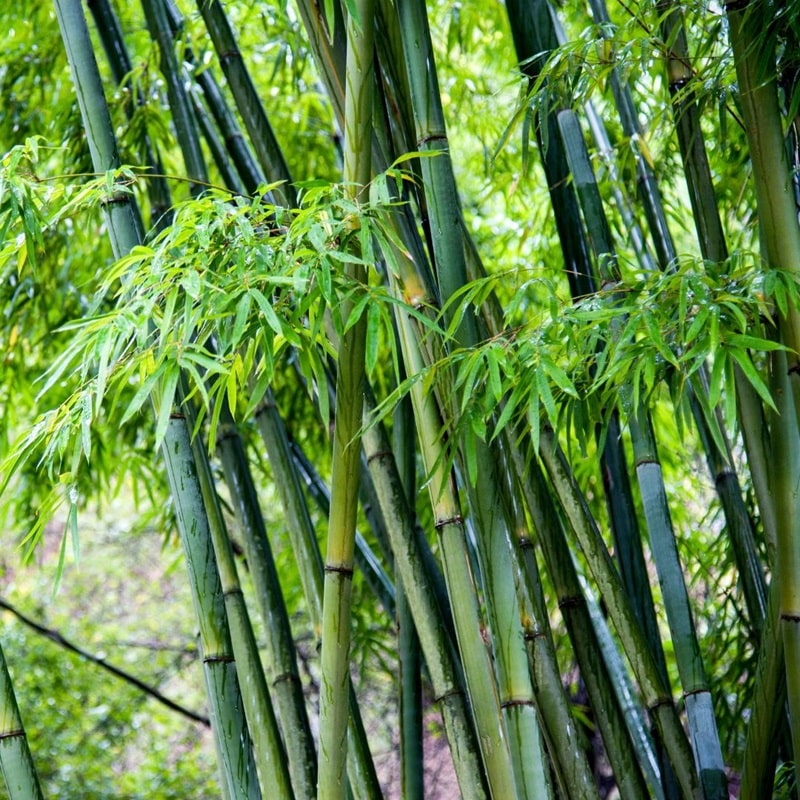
[361, 398, 488, 800]
[53, 3, 262, 795]
[392, 300, 517, 799]
[588, 0, 767, 637]
[394, 3, 551, 795]
[539, 427, 700, 800]
[559, 107, 727, 799]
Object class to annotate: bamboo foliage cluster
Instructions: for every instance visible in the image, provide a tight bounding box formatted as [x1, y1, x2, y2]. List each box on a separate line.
[1, 0, 800, 798]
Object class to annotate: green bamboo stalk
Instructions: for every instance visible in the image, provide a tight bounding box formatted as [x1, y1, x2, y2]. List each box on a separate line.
[539, 426, 700, 800]
[559, 107, 727, 799]
[140, 0, 207, 195]
[216, 408, 317, 800]
[195, 0, 294, 207]
[139, 14, 298, 792]
[483, 423, 600, 797]
[725, 1, 800, 373]
[52, 4, 261, 796]
[0, 641, 43, 800]
[726, 1, 800, 774]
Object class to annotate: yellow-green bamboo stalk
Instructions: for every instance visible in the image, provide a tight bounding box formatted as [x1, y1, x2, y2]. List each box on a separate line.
[317, 0, 374, 795]
[739, 574, 787, 797]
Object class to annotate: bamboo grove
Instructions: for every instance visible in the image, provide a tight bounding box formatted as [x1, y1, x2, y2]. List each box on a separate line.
[0, 0, 798, 797]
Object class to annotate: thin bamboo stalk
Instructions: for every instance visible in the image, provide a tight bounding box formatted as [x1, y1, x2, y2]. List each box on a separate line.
[768, 347, 800, 780]
[140, 0, 206, 194]
[194, 0, 295, 206]
[0, 642, 43, 800]
[393, 396, 425, 800]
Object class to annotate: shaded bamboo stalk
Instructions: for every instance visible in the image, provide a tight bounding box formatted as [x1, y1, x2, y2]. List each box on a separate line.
[392, 394, 425, 800]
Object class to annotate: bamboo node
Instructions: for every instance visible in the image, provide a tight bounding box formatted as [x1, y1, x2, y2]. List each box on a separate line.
[0, 729, 24, 741]
[501, 698, 535, 710]
[417, 132, 448, 147]
[780, 612, 800, 623]
[647, 696, 674, 711]
[434, 514, 463, 530]
[273, 671, 301, 687]
[433, 687, 463, 705]
[366, 449, 392, 465]
[324, 564, 354, 578]
[218, 49, 242, 65]
[203, 655, 235, 664]
[100, 192, 130, 207]
[558, 594, 583, 610]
